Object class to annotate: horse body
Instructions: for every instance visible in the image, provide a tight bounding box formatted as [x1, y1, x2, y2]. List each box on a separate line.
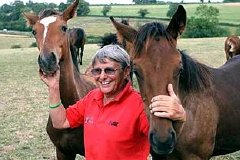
[69, 27, 86, 69]
[24, 0, 96, 159]
[212, 56, 240, 155]
[110, 5, 240, 160]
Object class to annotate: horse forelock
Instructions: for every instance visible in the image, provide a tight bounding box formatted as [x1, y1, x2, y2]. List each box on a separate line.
[133, 22, 168, 57]
[38, 9, 59, 20]
[179, 51, 212, 94]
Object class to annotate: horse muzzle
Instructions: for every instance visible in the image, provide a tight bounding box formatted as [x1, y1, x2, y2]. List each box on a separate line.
[38, 52, 59, 75]
[149, 128, 177, 155]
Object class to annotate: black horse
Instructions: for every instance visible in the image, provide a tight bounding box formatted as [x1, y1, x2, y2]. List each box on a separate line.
[69, 27, 86, 71]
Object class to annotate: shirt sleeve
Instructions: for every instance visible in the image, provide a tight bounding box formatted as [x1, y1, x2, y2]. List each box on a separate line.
[66, 97, 88, 128]
[138, 101, 149, 136]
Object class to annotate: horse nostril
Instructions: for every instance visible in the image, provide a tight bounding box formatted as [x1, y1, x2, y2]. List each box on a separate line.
[38, 53, 58, 74]
[149, 132, 160, 145]
[149, 129, 176, 155]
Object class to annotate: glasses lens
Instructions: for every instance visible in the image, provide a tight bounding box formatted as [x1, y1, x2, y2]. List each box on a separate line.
[91, 67, 118, 76]
[91, 68, 101, 76]
[104, 67, 116, 75]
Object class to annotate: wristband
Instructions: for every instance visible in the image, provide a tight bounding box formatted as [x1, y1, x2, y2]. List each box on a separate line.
[49, 101, 62, 109]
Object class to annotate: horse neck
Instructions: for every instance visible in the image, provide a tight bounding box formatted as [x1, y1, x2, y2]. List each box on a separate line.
[59, 47, 92, 107]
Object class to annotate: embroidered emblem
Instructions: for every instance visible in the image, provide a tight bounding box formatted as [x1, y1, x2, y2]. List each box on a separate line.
[109, 121, 119, 127]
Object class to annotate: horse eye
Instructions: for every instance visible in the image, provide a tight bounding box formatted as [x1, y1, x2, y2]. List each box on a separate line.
[32, 30, 36, 36]
[61, 26, 68, 32]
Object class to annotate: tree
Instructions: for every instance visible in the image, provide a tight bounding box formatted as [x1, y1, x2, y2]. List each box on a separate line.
[223, 0, 240, 2]
[133, 0, 156, 4]
[166, 4, 179, 18]
[138, 9, 149, 18]
[184, 5, 229, 38]
[77, 0, 90, 16]
[101, 5, 111, 16]
[58, 2, 68, 12]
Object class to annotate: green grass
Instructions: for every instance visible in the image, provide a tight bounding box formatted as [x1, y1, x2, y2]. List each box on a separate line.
[0, 34, 240, 159]
[89, 3, 240, 24]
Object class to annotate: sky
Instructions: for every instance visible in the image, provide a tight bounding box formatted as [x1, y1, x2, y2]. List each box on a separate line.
[0, 0, 222, 6]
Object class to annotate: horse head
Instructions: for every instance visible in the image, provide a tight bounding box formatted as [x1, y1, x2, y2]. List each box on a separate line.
[110, 5, 186, 155]
[23, 0, 79, 75]
[225, 35, 240, 60]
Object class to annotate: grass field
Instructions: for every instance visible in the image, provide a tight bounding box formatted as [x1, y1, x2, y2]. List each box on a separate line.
[89, 3, 240, 24]
[0, 33, 240, 159]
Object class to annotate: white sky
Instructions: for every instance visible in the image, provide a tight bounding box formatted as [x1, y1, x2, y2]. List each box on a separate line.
[0, 0, 222, 6]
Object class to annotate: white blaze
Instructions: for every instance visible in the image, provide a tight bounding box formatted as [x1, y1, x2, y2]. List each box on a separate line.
[40, 16, 57, 43]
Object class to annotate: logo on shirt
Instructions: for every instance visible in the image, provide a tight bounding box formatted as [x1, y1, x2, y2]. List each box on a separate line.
[109, 121, 119, 127]
[85, 116, 93, 124]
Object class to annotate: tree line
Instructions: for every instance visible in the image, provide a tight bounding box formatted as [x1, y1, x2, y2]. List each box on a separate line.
[0, 0, 90, 31]
[0, 0, 239, 38]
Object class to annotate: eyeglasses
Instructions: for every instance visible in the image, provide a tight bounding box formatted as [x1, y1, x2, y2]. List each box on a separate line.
[91, 67, 119, 76]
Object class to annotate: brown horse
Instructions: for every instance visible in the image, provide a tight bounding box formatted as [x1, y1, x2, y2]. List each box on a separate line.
[225, 35, 240, 60]
[23, 0, 96, 159]
[110, 5, 240, 160]
[69, 27, 86, 69]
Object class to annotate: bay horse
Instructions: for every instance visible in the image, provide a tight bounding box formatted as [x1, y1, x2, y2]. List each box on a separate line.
[69, 27, 86, 70]
[224, 35, 240, 60]
[110, 5, 240, 160]
[23, 0, 96, 159]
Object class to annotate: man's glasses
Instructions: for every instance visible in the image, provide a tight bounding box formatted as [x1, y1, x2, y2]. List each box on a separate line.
[91, 67, 118, 76]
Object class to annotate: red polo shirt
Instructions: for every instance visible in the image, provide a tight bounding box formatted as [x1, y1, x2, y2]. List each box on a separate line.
[66, 82, 150, 160]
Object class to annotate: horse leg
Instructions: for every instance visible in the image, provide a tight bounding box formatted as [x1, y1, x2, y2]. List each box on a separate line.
[70, 45, 79, 72]
[56, 147, 76, 160]
[80, 45, 84, 65]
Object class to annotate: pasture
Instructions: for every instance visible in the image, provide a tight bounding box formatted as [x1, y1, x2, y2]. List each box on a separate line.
[0, 33, 240, 159]
[89, 3, 240, 24]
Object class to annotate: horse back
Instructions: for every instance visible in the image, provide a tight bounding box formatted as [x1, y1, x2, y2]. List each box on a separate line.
[212, 55, 240, 155]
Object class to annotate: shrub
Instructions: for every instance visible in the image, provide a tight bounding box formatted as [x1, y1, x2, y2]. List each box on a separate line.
[138, 9, 149, 18]
[29, 42, 37, 47]
[184, 5, 230, 38]
[101, 5, 111, 16]
[235, 27, 240, 35]
[11, 44, 21, 48]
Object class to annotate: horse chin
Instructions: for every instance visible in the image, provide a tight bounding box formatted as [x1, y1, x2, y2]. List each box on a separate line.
[39, 63, 59, 76]
[151, 144, 174, 155]
[149, 131, 176, 155]
[39, 67, 58, 75]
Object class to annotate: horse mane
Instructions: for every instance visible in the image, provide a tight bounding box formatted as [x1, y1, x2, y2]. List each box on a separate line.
[38, 9, 59, 19]
[179, 50, 213, 93]
[134, 22, 169, 57]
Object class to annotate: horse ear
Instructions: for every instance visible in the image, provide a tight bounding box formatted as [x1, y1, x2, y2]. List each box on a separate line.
[110, 16, 137, 45]
[166, 5, 187, 39]
[23, 12, 39, 26]
[62, 0, 79, 21]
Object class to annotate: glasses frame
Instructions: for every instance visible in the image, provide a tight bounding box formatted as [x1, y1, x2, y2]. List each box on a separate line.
[91, 67, 119, 76]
